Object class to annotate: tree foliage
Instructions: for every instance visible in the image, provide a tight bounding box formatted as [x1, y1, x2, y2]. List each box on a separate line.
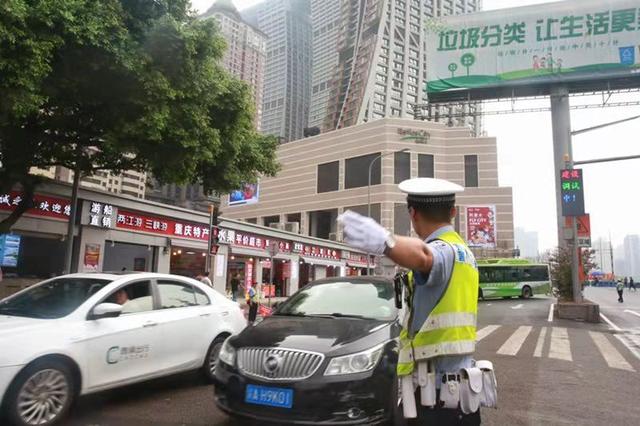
[0, 0, 279, 232]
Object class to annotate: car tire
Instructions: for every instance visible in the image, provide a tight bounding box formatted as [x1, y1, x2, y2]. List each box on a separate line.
[202, 336, 227, 382]
[521, 286, 533, 299]
[4, 359, 76, 426]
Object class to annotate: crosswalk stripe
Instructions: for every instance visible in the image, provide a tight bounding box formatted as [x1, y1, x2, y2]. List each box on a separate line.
[624, 309, 640, 318]
[497, 326, 532, 356]
[476, 325, 500, 342]
[533, 327, 547, 358]
[548, 327, 572, 361]
[616, 333, 640, 362]
[589, 331, 635, 371]
[511, 304, 523, 310]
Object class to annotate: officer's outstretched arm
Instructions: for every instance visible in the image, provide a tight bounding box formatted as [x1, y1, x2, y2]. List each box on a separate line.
[385, 236, 434, 274]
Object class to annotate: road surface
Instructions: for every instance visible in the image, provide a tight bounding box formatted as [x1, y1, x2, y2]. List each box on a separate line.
[60, 293, 640, 426]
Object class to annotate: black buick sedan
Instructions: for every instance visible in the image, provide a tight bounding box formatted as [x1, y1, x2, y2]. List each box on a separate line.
[213, 277, 402, 425]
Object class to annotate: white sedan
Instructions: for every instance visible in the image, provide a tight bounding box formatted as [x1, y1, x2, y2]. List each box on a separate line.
[0, 272, 246, 426]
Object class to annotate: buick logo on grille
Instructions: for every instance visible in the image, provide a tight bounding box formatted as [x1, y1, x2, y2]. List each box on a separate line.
[263, 354, 281, 374]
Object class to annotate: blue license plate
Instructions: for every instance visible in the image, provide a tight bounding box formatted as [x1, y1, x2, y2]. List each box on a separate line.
[245, 384, 294, 409]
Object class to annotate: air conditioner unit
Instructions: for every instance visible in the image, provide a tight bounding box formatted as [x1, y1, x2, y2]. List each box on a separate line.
[269, 223, 285, 230]
[329, 232, 337, 241]
[284, 222, 300, 233]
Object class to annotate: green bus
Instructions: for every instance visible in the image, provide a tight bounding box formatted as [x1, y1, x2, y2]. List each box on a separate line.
[477, 259, 551, 300]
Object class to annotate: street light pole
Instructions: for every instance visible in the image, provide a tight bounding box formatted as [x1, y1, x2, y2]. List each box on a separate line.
[366, 148, 410, 275]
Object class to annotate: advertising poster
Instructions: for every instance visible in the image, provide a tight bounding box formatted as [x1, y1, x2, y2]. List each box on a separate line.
[426, 0, 640, 99]
[83, 243, 101, 272]
[0, 234, 21, 267]
[228, 182, 259, 206]
[466, 206, 497, 248]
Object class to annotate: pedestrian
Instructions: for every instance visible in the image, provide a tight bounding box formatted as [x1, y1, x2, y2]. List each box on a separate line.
[629, 277, 636, 292]
[246, 283, 259, 325]
[616, 279, 624, 303]
[230, 273, 240, 301]
[197, 272, 213, 287]
[624, 277, 628, 289]
[338, 177, 491, 425]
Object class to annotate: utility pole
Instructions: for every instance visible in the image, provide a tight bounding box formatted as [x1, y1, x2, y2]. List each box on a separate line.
[609, 231, 615, 278]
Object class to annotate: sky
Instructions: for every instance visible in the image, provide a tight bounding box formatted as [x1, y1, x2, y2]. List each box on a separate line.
[192, 0, 640, 251]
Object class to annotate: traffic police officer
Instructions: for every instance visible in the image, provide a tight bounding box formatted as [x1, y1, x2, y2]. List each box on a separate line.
[338, 177, 482, 425]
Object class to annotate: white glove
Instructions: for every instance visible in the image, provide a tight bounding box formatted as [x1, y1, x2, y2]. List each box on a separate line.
[337, 210, 389, 255]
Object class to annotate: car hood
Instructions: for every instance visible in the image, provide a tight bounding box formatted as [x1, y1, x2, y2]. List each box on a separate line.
[233, 316, 399, 356]
[0, 315, 52, 338]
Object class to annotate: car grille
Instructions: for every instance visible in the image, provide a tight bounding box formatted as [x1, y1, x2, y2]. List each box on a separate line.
[237, 347, 324, 381]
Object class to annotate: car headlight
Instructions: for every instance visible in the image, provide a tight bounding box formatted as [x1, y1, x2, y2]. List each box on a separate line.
[324, 343, 385, 376]
[218, 338, 236, 367]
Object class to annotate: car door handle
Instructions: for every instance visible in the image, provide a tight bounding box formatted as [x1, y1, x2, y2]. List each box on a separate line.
[143, 321, 158, 328]
[200, 313, 211, 317]
[221, 311, 229, 317]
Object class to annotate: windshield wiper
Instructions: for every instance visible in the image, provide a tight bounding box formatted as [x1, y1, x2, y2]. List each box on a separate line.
[327, 313, 367, 319]
[274, 312, 308, 317]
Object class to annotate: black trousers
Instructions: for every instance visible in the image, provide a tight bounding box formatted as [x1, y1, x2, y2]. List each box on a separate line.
[248, 301, 258, 323]
[406, 391, 481, 425]
[617, 290, 624, 303]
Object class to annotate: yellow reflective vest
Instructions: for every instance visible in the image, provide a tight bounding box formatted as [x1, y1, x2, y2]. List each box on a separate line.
[397, 230, 479, 377]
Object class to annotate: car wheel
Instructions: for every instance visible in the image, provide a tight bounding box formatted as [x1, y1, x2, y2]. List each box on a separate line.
[521, 286, 533, 299]
[5, 359, 75, 426]
[202, 336, 227, 382]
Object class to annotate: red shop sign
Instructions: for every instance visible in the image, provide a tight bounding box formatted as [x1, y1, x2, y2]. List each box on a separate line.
[218, 229, 291, 252]
[302, 245, 340, 260]
[116, 209, 209, 241]
[0, 192, 71, 220]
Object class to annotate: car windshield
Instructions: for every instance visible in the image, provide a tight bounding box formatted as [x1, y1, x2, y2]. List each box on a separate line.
[276, 280, 397, 321]
[0, 277, 112, 319]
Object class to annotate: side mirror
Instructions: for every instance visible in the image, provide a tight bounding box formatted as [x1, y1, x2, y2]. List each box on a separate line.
[272, 302, 281, 310]
[91, 303, 123, 319]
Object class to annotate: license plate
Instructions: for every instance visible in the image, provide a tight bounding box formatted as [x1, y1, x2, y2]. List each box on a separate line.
[245, 384, 293, 409]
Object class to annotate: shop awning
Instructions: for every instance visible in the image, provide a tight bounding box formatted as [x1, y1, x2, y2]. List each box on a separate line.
[301, 256, 344, 268]
[171, 239, 207, 250]
[346, 261, 370, 268]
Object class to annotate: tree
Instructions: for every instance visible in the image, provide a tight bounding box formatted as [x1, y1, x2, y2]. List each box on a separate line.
[549, 247, 573, 301]
[0, 0, 279, 233]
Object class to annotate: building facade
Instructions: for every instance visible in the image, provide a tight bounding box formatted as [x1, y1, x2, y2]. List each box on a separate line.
[515, 227, 539, 260]
[201, 0, 267, 130]
[221, 118, 514, 258]
[623, 235, 640, 279]
[317, 0, 481, 135]
[243, 0, 312, 142]
[32, 166, 147, 199]
[0, 181, 371, 299]
[145, 182, 218, 212]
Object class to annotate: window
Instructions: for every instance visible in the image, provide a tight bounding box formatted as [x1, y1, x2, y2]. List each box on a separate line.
[418, 154, 434, 178]
[344, 204, 381, 223]
[157, 280, 199, 309]
[394, 203, 411, 236]
[523, 266, 550, 281]
[464, 155, 479, 187]
[394, 151, 411, 184]
[317, 161, 339, 193]
[193, 286, 210, 305]
[107, 281, 154, 314]
[345, 153, 381, 189]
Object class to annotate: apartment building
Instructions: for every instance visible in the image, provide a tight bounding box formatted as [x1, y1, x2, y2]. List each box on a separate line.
[201, 0, 267, 130]
[243, 0, 312, 142]
[221, 118, 514, 258]
[317, 0, 481, 135]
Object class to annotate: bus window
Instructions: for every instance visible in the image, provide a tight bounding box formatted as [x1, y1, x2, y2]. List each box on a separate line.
[501, 267, 521, 282]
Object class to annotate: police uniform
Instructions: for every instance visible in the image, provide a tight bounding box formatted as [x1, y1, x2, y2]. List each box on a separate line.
[339, 178, 494, 425]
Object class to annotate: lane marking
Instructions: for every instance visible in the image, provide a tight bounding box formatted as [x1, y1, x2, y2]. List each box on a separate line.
[589, 331, 635, 371]
[548, 303, 554, 322]
[511, 304, 523, 310]
[616, 334, 640, 362]
[497, 326, 532, 356]
[549, 327, 572, 361]
[476, 325, 500, 342]
[600, 313, 622, 331]
[486, 303, 492, 306]
[624, 309, 640, 318]
[534, 327, 547, 358]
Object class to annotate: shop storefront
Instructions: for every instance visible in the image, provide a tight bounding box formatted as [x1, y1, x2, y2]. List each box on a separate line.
[0, 192, 72, 296]
[342, 251, 377, 276]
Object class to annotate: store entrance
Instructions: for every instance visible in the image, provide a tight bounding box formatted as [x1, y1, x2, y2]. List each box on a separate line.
[170, 246, 207, 278]
[104, 242, 156, 272]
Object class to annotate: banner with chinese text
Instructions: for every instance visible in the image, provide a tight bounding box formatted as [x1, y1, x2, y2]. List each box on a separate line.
[426, 0, 640, 97]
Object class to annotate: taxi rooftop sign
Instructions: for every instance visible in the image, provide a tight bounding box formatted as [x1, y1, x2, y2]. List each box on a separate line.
[560, 168, 585, 217]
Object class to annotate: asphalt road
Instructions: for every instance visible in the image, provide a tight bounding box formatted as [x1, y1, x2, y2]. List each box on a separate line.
[59, 294, 640, 426]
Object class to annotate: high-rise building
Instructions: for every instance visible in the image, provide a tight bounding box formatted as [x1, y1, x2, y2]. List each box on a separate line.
[308, 0, 342, 130]
[318, 0, 481, 135]
[514, 227, 539, 260]
[623, 235, 640, 279]
[201, 0, 267, 130]
[243, 0, 312, 142]
[146, 182, 218, 212]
